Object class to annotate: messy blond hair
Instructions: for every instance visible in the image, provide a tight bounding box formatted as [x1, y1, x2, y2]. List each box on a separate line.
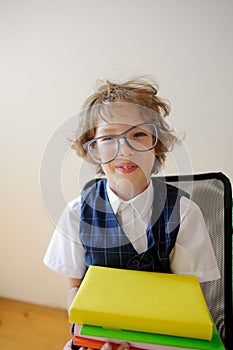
[72, 77, 179, 174]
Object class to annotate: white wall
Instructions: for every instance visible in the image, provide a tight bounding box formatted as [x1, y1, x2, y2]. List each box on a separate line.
[1, 0, 232, 309]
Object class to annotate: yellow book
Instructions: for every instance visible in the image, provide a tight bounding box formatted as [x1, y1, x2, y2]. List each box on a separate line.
[69, 266, 213, 341]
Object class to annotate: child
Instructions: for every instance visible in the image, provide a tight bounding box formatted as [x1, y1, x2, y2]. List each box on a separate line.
[43, 77, 220, 350]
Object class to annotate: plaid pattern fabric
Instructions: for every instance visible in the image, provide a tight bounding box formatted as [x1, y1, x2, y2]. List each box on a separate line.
[80, 178, 187, 272]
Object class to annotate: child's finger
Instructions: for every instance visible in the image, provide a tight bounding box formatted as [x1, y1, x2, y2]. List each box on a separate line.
[116, 342, 130, 350]
[101, 342, 112, 350]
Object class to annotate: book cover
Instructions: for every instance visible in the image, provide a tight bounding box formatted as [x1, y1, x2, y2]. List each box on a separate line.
[77, 324, 225, 350]
[74, 324, 191, 350]
[69, 266, 213, 340]
[72, 336, 141, 350]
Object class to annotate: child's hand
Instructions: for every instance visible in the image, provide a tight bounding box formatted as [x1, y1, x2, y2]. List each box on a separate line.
[63, 339, 130, 350]
[101, 342, 130, 350]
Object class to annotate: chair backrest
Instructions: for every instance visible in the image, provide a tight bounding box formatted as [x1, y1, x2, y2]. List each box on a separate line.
[159, 172, 232, 349]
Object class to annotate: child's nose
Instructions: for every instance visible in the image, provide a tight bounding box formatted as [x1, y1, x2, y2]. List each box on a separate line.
[118, 138, 134, 156]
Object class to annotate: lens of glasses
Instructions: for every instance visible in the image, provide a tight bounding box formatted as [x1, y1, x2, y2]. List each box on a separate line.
[85, 122, 158, 164]
[126, 123, 157, 151]
[87, 137, 119, 164]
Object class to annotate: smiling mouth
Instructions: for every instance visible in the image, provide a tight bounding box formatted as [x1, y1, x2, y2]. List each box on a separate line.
[116, 163, 138, 173]
[119, 165, 136, 169]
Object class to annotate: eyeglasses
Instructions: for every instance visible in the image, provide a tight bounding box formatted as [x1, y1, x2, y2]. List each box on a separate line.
[83, 122, 158, 164]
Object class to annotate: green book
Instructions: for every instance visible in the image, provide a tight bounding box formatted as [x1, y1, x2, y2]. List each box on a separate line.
[80, 323, 225, 350]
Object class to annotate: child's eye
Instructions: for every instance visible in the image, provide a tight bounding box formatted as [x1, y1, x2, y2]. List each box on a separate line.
[100, 136, 115, 142]
[133, 131, 148, 137]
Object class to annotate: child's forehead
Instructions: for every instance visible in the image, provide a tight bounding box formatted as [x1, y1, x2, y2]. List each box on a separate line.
[98, 102, 149, 125]
[96, 122, 138, 135]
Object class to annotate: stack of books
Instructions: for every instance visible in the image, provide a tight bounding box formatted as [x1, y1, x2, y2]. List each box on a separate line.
[69, 266, 225, 350]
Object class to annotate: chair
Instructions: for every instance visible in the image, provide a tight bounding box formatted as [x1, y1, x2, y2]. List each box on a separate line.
[159, 172, 232, 349]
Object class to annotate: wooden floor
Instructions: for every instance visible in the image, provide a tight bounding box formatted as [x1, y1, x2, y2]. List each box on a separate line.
[0, 297, 71, 350]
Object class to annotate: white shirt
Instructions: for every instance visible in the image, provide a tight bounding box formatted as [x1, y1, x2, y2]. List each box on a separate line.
[43, 181, 220, 283]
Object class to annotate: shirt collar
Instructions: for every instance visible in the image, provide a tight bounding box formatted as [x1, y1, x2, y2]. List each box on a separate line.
[107, 180, 154, 217]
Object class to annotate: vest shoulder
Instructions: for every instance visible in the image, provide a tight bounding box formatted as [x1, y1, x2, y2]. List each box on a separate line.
[151, 177, 190, 199]
[82, 178, 106, 191]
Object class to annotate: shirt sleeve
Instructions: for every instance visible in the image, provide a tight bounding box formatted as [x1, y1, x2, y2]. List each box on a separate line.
[43, 196, 87, 279]
[170, 197, 221, 283]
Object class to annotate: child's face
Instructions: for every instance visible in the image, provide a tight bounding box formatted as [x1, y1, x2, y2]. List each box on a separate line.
[95, 103, 156, 199]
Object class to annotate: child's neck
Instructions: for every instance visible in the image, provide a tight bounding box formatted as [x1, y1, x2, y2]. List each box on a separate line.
[110, 179, 150, 201]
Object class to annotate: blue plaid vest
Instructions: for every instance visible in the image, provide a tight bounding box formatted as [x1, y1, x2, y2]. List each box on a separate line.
[80, 178, 187, 273]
